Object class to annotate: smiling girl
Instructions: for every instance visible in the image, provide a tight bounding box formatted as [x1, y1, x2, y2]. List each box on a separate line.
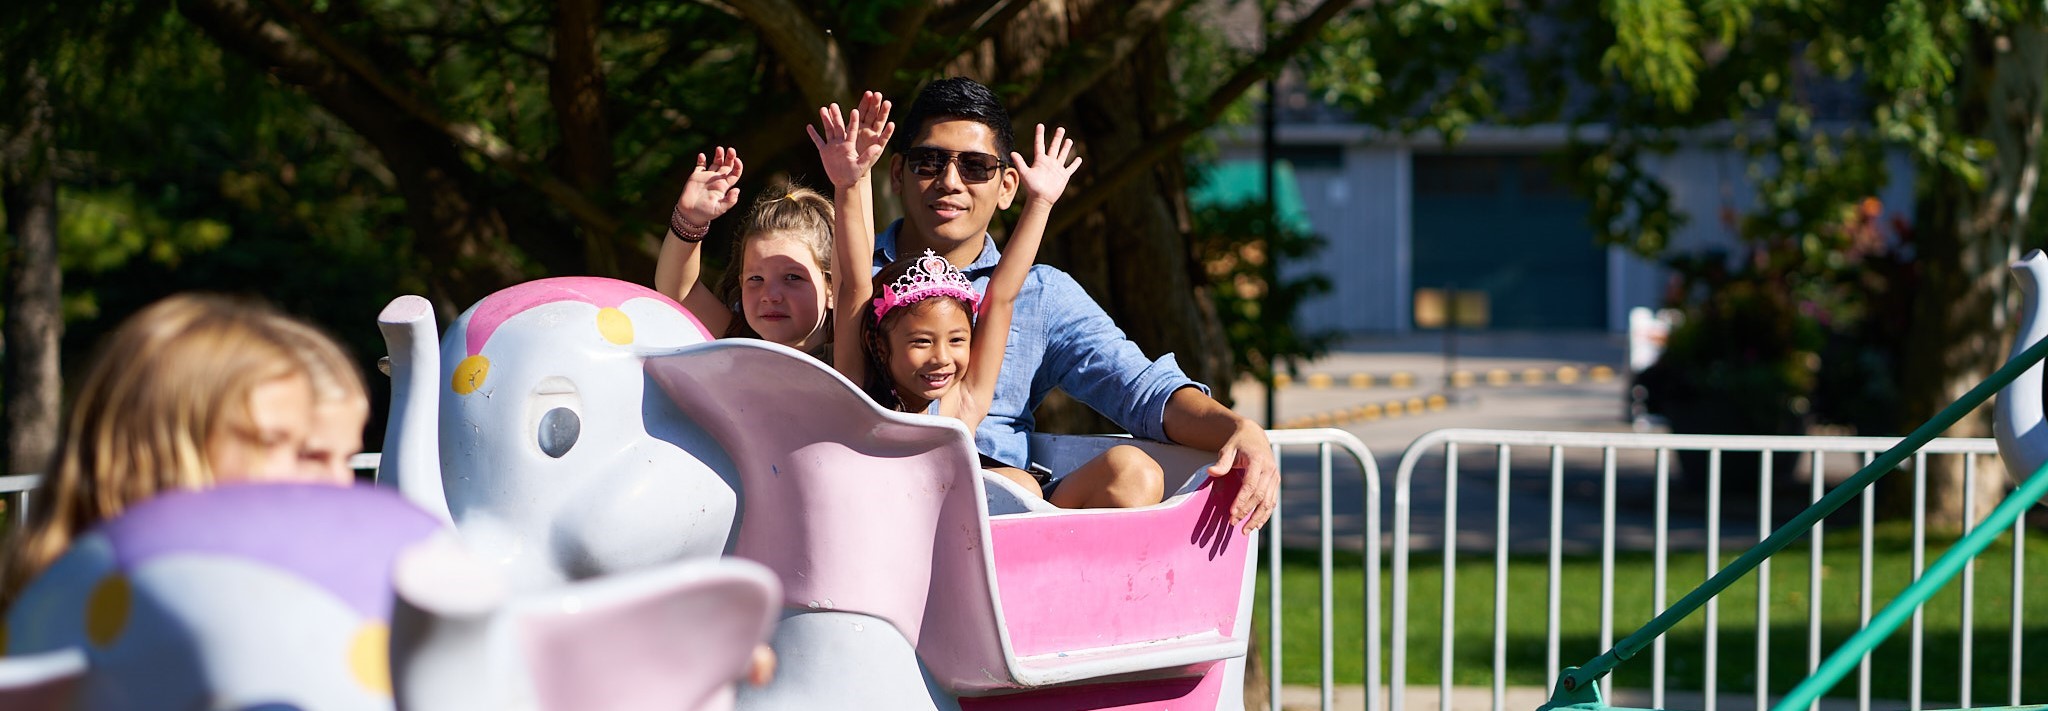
[654, 149, 835, 354]
[811, 93, 1154, 504]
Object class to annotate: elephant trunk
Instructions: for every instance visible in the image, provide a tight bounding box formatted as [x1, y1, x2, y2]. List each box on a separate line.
[378, 296, 453, 523]
[1996, 250, 2048, 481]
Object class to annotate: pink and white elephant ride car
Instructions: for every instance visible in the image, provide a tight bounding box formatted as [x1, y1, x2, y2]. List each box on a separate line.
[377, 275, 1260, 710]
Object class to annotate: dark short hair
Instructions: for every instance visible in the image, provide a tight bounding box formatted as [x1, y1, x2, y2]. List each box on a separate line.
[889, 77, 1015, 159]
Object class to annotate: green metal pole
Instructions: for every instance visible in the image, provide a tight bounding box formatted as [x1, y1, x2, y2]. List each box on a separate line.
[1771, 456, 2048, 711]
[1554, 333, 2048, 697]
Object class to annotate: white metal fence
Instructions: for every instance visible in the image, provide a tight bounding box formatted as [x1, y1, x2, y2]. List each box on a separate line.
[1388, 429, 2034, 711]
[4, 429, 2037, 711]
[1268, 428, 1385, 711]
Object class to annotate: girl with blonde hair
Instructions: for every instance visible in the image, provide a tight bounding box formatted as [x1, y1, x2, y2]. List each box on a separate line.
[655, 149, 838, 354]
[2, 293, 350, 603]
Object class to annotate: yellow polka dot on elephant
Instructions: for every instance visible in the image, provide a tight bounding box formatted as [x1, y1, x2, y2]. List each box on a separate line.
[349, 622, 392, 696]
[451, 355, 491, 395]
[84, 575, 131, 647]
[596, 307, 634, 345]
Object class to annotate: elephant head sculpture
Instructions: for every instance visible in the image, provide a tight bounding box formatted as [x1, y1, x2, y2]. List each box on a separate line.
[377, 277, 741, 592]
[0, 483, 780, 711]
[2, 484, 444, 711]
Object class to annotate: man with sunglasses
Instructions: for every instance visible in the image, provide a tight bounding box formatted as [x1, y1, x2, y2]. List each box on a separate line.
[875, 77, 1278, 533]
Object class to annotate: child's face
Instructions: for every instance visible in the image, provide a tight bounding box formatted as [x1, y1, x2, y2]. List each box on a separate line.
[209, 374, 317, 484]
[739, 233, 829, 347]
[298, 396, 370, 485]
[884, 299, 974, 409]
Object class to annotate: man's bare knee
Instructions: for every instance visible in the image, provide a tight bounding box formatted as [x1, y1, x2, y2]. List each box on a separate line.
[1105, 445, 1164, 506]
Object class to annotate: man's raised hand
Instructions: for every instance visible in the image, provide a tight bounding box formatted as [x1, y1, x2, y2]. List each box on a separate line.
[1012, 123, 1082, 209]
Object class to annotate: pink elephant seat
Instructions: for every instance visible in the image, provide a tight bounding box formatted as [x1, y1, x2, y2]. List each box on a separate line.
[643, 340, 1255, 703]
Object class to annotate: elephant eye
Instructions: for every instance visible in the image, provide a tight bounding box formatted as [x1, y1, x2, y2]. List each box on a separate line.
[538, 407, 581, 458]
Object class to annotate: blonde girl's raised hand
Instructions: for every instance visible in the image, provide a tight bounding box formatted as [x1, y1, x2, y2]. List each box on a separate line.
[808, 91, 895, 190]
[656, 147, 744, 331]
[675, 147, 746, 231]
[1011, 124, 1082, 210]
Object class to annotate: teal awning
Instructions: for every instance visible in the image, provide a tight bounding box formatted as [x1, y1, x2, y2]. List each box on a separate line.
[1188, 160, 1315, 234]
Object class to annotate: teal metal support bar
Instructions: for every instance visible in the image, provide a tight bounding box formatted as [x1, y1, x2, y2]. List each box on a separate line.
[1772, 456, 2048, 711]
[1551, 334, 2048, 700]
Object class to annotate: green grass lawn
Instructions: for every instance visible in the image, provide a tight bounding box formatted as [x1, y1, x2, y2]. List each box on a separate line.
[1254, 524, 2048, 703]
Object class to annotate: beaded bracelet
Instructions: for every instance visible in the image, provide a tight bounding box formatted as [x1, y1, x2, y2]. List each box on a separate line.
[670, 206, 711, 243]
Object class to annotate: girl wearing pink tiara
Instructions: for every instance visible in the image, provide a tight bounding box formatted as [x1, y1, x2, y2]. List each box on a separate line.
[810, 92, 1161, 505]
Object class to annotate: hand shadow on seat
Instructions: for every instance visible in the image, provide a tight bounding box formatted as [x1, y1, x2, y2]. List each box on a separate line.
[1191, 474, 1239, 561]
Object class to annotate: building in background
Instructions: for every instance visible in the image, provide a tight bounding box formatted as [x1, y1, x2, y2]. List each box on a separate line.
[1209, 124, 1916, 336]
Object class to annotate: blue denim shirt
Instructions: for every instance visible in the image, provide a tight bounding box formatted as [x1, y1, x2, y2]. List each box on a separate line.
[875, 221, 1208, 467]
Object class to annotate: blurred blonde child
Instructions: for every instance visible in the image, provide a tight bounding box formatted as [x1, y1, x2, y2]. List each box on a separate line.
[273, 317, 371, 482]
[1, 293, 357, 604]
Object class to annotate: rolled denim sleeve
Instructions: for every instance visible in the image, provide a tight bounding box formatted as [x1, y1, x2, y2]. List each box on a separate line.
[1036, 271, 1209, 441]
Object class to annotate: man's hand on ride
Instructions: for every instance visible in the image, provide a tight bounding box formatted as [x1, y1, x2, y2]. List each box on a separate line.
[1208, 418, 1278, 533]
[1163, 386, 1279, 534]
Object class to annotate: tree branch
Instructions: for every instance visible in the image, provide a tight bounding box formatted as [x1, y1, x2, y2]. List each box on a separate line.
[179, 0, 582, 294]
[636, 96, 813, 230]
[232, 0, 624, 236]
[859, 0, 937, 92]
[1011, 0, 1188, 128]
[1048, 0, 1357, 236]
[902, 0, 1034, 77]
[386, 26, 552, 64]
[928, 0, 1025, 43]
[726, 0, 852, 106]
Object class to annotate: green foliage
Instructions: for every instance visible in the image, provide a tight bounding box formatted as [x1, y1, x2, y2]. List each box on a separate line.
[1300, 0, 1522, 141]
[1638, 197, 1910, 435]
[1601, 0, 1704, 112]
[1187, 170, 1338, 383]
[1, 0, 419, 383]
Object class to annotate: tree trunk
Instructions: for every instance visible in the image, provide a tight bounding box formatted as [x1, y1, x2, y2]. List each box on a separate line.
[2, 65, 62, 476]
[550, 0, 621, 278]
[1895, 24, 2048, 528]
[978, 1, 1235, 432]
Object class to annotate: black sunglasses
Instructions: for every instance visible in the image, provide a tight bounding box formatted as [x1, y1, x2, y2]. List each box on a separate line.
[903, 147, 1006, 183]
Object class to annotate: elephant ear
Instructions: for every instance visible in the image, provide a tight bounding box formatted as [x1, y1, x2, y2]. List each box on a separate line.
[508, 559, 780, 711]
[1999, 250, 2048, 482]
[0, 648, 84, 711]
[390, 531, 510, 711]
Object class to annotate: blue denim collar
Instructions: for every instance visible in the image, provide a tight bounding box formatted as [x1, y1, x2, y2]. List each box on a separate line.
[874, 220, 1001, 277]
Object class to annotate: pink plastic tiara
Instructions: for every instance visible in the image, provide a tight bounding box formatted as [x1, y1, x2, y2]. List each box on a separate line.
[874, 249, 982, 320]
